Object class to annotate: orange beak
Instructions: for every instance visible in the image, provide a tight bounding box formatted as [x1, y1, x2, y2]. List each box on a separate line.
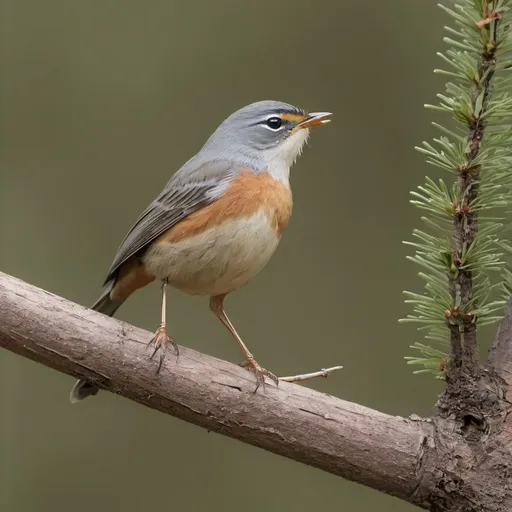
[296, 112, 332, 130]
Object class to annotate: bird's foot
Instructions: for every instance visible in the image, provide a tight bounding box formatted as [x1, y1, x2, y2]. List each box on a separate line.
[147, 325, 179, 374]
[241, 356, 279, 392]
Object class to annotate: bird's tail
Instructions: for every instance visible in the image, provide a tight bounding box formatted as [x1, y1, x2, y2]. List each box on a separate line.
[69, 282, 125, 404]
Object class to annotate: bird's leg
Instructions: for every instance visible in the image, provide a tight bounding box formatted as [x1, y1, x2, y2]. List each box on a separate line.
[148, 279, 179, 373]
[209, 294, 278, 391]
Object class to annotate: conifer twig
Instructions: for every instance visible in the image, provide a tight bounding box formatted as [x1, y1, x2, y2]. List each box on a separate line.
[449, 1, 500, 378]
[402, 0, 512, 386]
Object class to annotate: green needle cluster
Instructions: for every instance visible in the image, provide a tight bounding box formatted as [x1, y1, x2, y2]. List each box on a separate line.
[401, 0, 512, 378]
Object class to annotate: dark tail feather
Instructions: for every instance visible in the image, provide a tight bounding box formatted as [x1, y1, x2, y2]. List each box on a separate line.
[70, 282, 125, 404]
[90, 284, 125, 317]
[69, 379, 101, 403]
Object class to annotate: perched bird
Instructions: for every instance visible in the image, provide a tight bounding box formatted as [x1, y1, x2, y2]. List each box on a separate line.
[70, 100, 331, 402]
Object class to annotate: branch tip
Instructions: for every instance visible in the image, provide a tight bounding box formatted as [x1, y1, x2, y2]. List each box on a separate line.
[279, 365, 343, 383]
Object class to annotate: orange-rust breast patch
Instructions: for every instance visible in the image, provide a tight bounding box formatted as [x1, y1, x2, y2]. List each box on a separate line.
[159, 170, 293, 244]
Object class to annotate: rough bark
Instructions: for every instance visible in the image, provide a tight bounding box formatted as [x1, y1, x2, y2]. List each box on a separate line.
[1, 270, 512, 510]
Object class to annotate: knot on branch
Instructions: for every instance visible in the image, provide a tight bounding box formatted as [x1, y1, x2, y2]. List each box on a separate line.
[437, 367, 508, 433]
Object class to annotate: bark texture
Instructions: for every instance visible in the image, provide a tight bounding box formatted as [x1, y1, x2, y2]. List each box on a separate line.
[1, 271, 512, 510]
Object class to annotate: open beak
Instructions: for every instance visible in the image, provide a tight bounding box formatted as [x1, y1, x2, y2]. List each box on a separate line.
[296, 112, 332, 130]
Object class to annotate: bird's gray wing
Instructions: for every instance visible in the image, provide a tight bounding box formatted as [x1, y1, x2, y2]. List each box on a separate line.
[103, 158, 240, 284]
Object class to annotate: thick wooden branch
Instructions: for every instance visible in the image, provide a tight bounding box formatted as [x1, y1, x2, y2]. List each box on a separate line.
[0, 271, 432, 507]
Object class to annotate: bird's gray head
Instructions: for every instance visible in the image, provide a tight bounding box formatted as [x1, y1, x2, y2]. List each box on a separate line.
[201, 100, 332, 169]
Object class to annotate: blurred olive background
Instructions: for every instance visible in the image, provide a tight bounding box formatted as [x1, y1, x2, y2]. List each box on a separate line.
[0, 1, 465, 511]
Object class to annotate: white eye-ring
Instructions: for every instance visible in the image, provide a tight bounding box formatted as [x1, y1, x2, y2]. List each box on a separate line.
[262, 116, 284, 131]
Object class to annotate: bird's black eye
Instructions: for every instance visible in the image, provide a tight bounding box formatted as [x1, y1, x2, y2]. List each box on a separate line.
[265, 117, 283, 130]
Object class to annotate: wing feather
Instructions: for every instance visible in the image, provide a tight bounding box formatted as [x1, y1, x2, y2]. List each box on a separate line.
[103, 159, 240, 284]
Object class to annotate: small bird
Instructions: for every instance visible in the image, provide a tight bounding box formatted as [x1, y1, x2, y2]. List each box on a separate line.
[70, 100, 331, 402]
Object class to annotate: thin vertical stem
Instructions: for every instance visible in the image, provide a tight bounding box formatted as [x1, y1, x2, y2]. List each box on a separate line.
[447, 0, 499, 380]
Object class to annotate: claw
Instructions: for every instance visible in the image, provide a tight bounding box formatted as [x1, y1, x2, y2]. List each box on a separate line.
[147, 326, 179, 374]
[241, 357, 279, 392]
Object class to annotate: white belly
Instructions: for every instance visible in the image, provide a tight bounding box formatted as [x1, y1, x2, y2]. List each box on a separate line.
[143, 209, 281, 296]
